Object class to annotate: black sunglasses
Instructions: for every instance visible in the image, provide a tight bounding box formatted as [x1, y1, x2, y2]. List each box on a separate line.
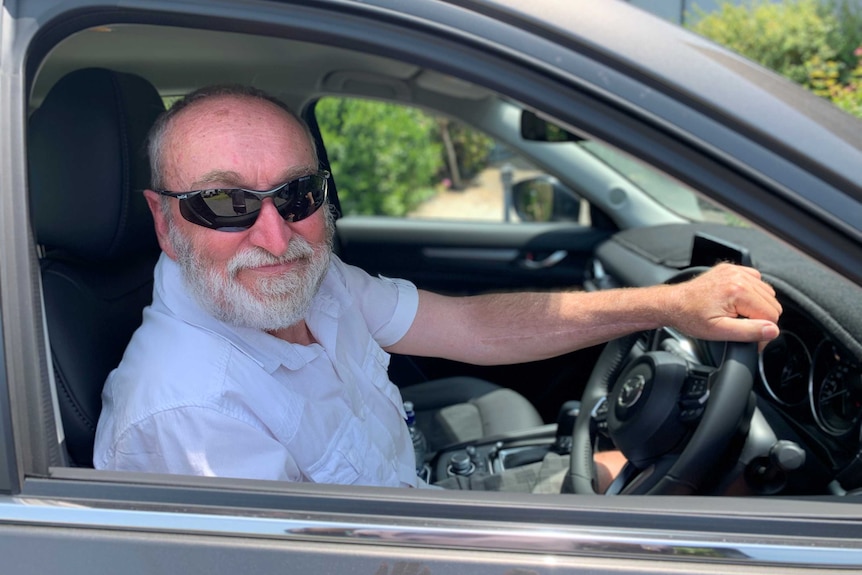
[154, 170, 330, 232]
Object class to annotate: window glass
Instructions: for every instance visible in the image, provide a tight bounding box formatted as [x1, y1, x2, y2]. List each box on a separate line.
[315, 97, 572, 223]
[316, 96, 744, 227]
[577, 140, 746, 226]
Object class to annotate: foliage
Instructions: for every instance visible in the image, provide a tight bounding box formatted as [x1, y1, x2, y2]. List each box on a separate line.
[689, 0, 843, 83]
[437, 120, 494, 182]
[805, 50, 862, 115]
[316, 98, 443, 217]
[830, 0, 862, 71]
[690, 0, 862, 118]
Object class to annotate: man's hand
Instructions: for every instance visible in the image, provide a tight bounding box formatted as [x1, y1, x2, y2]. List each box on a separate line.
[665, 263, 781, 342]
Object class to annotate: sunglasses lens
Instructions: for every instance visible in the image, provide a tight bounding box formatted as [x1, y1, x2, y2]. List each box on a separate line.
[178, 172, 328, 231]
[273, 173, 327, 223]
[200, 189, 263, 217]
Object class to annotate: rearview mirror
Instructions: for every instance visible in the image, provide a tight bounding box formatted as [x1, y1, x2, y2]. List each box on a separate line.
[520, 110, 581, 142]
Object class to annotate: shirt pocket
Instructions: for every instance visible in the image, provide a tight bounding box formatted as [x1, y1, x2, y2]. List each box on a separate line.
[304, 419, 362, 485]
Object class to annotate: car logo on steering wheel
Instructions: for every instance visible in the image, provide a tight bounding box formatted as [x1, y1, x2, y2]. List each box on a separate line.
[618, 374, 646, 408]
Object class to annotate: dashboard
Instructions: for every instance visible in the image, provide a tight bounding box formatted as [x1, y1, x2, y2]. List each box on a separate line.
[758, 300, 862, 474]
[593, 222, 862, 494]
[760, 304, 862, 440]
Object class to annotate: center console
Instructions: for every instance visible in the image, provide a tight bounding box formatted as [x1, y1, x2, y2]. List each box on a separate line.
[425, 401, 580, 484]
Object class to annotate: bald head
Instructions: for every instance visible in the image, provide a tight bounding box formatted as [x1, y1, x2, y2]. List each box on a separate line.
[148, 85, 320, 192]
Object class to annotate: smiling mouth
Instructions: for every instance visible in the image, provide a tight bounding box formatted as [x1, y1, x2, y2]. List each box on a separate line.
[244, 257, 306, 275]
[229, 251, 308, 277]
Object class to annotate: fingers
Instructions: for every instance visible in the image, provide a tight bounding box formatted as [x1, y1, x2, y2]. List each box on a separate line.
[711, 317, 780, 342]
[674, 263, 782, 342]
[728, 272, 782, 324]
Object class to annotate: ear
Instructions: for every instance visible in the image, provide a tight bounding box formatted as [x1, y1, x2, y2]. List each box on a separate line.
[143, 189, 178, 260]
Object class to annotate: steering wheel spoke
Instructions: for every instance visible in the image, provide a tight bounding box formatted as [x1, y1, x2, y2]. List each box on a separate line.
[678, 366, 713, 423]
[590, 395, 610, 438]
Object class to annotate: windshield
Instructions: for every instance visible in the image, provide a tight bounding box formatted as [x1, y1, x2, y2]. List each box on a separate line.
[579, 139, 747, 226]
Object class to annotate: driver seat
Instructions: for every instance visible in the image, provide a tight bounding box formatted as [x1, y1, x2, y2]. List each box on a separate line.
[29, 67, 166, 466]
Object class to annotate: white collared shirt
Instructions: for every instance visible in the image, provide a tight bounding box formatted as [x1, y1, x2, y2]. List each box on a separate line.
[94, 252, 421, 487]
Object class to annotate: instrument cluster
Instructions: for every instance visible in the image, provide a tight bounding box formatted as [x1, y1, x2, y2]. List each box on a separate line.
[758, 305, 862, 441]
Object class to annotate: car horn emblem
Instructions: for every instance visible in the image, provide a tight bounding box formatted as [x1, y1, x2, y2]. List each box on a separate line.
[618, 373, 646, 408]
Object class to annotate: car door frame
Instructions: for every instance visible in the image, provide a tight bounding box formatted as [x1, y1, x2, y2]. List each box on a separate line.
[2, 0, 862, 573]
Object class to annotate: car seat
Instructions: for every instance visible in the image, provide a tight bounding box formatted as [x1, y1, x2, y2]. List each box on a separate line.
[29, 67, 166, 466]
[400, 376, 544, 452]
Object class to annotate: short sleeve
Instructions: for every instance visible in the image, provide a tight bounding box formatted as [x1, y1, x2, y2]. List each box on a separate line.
[330, 256, 419, 347]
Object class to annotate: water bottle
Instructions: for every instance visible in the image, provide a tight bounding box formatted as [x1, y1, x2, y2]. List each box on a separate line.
[403, 401, 427, 476]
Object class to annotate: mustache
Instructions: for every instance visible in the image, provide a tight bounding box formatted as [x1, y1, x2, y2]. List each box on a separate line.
[226, 236, 316, 277]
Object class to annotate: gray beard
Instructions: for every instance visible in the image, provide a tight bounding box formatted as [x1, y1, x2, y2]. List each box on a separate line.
[170, 225, 331, 332]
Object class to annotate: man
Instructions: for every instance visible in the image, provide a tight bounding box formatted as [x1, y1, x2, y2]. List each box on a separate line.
[93, 85, 782, 488]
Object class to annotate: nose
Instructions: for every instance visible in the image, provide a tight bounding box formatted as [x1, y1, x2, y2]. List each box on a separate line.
[246, 198, 292, 255]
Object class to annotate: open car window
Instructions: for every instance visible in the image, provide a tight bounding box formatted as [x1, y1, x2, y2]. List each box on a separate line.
[3, 1, 862, 573]
[316, 96, 589, 225]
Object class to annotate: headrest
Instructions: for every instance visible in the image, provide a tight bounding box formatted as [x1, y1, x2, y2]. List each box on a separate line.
[29, 68, 166, 262]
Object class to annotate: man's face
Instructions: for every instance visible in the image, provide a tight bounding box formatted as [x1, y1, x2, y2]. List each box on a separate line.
[147, 95, 333, 332]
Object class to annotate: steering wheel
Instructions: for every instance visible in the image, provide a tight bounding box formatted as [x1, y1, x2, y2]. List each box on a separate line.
[567, 270, 758, 495]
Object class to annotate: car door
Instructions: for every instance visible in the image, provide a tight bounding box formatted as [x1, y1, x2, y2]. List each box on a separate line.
[3, 1, 862, 574]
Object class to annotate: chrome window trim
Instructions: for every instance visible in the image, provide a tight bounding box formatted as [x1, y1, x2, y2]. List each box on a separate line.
[2, 496, 861, 569]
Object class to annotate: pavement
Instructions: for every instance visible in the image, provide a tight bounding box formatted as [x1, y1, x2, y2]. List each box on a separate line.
[408, 165, 541, 221]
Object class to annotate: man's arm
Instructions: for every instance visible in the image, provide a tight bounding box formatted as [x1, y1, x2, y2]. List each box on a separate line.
[386, 263, 781, 366]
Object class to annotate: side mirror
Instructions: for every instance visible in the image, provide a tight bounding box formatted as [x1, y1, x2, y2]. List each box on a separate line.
[521, 110, 581, 142]
[512, 176, 581, 222]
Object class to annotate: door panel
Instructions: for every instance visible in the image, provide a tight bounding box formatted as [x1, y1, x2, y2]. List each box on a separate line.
[337, 217, 609, 294]
[336, 217, 611, 421]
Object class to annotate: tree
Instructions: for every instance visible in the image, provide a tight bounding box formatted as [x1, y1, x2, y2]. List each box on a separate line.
[316, 98, 442, 216]
[689, 0, 862, 117]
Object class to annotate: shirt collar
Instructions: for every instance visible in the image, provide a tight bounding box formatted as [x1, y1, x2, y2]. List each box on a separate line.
[152, 253, 346, 373]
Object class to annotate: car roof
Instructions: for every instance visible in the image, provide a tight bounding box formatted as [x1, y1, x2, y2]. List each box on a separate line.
[25, 0, 862, 282]
[32, 0, 862, 193]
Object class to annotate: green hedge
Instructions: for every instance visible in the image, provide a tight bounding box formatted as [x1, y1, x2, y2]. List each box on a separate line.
[316, 98, 494, 217]
[690, 0, 862, 117]
[316, 98, 443, 217]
